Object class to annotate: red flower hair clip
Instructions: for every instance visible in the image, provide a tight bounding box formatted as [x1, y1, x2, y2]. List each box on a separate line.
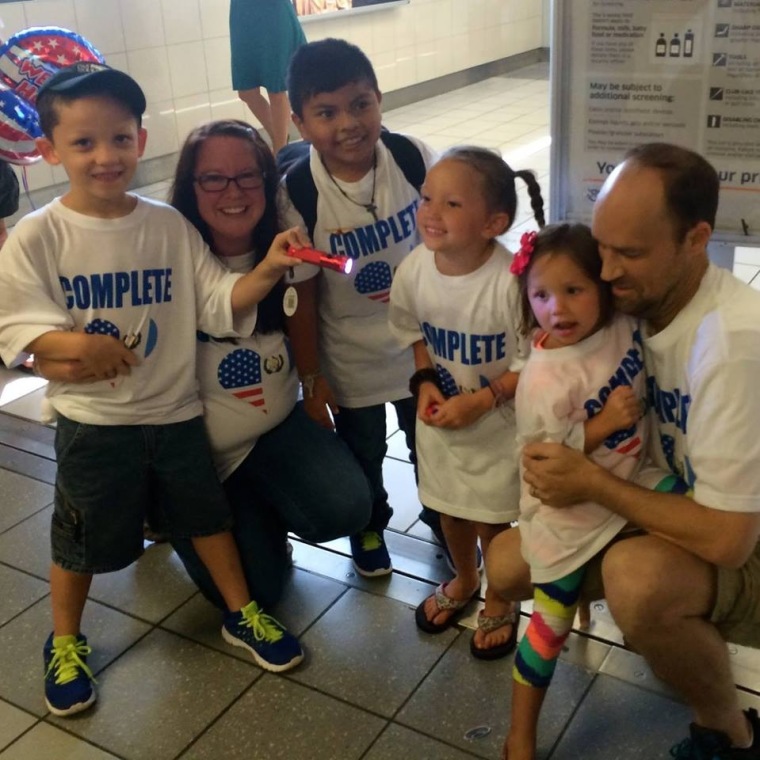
[509, 231, 538, 276]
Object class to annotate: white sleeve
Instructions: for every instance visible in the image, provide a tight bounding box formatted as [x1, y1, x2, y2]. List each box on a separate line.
[687, 353, 760, 512]
[0, 226, 73, 366]
[388, 257, 422, 349]
[186, 221, 257, 338]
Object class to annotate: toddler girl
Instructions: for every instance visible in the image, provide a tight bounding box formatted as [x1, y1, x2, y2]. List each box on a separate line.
[389, 146, 544, 659]
[506, 223, 647, 759]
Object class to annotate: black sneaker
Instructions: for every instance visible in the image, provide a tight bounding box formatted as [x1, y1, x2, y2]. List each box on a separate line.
[670, 709, 760, 759]
[349, 530, 392, 577]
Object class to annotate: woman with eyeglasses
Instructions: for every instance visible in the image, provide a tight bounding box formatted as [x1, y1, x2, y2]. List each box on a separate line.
[165, 119, 372, 621]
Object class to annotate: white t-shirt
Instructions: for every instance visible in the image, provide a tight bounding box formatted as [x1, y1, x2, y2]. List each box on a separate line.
[197, 252, 299, 480]
[389, 242, 526, 523]
[0, 197, 256, 425]
[280, 135, 438, 407]
[516, 314, 647, 583]
[644, 264, 760, 514]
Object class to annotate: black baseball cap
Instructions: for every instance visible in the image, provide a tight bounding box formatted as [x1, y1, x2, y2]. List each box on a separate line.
[36, 62, 146, 116]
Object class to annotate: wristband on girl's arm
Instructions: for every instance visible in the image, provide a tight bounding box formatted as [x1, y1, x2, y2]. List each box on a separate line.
[409, 368, 441, 399]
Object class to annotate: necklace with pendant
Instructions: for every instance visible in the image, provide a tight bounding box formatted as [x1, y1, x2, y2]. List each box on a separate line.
[322, 151, 379, 222]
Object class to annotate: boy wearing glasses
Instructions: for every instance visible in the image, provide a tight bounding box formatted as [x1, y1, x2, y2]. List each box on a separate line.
[0, 64, 306, 718]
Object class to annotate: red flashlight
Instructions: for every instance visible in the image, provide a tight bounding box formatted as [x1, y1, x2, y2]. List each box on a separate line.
[287, 246, 353, 274]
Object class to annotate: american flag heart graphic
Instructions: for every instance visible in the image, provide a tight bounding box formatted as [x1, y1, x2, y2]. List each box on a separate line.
[436, 364, 459, 398]
[354, 261, 392, 303]
[85, 318, 119, 338]
[218, 348, 266, 411]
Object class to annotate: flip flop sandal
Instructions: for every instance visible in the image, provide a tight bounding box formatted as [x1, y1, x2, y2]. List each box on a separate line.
[415, 582, 479, 634]
[470, 603, 521, 660]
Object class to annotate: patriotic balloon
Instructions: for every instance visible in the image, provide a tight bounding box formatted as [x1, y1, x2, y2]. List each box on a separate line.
[0, 27, 105, 165]
[0, 86, 42, 164]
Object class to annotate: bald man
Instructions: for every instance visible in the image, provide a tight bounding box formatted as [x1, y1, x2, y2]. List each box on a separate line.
[489, 143, 760, 758]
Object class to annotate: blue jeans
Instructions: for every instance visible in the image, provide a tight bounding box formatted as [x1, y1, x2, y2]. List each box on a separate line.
[334, 396, 443, 534]
[171, 403, 371, 609]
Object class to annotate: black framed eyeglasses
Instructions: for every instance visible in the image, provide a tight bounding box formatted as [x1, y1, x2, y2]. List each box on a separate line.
[194, 171, 266, 192]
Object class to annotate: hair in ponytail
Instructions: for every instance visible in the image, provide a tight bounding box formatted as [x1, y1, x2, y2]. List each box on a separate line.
[439, 146, 546, 233]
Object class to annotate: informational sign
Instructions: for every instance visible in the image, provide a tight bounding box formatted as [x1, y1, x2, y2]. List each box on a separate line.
[294, 0, 408, 22]
[550, 0, 760, 245]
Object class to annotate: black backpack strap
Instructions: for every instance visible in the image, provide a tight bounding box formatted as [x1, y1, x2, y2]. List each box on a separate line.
[379, 131, 426, 192]
[284, 152, 318, 241]
[282, 132, 426, 242]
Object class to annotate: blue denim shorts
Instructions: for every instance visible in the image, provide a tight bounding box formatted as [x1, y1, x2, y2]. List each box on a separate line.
[52, 415, 232, 574]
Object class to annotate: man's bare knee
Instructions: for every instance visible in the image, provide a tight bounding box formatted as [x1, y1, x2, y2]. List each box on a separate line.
[485, 528, 532, 601]
[603, 535, 716, 635]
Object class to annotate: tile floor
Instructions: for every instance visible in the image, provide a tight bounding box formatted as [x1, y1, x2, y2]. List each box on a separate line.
[2, 62, 760, 760]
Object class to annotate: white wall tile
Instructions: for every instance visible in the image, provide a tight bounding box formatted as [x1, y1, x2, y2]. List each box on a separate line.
[166, 41, 208, 99]
[373, 49, 398, 94]
[18, 160, 54, 193]
[468, 0, 487, 31]
[141, 99, 178, 160]
[127, 47, 173, 104]
[161, 0, 202, 45]
[432, 1, 452, 41]
[343, 15, 374, 55]
[120, 0, 165, 51]
[392, 9, 415, 49]
[370, 11, 395, 54]
[73, 0, 125, 55]
[208, 88, 246, 123]
[173, 92, 211, 147]
[18, 0, 547, 191]
[203, 36, 231, 92]
[104, 51, 128, 72]
[0, 4, 27, 37]
[24, 0, 77, 32]
[197, 0, 229, 39]
[416, 43, 438, 84]
[394, 45, 417, 89]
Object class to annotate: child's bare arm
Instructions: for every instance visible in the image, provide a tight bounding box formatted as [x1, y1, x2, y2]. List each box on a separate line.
[33, 357, 98, 383]
[27, 331, 138, 380]
[584, 385, 640, 453]
[411, 341, 444, 423]
[230, 228, 305, 314]
[428, 368, 519, 430]
[285, 275, 338, 430]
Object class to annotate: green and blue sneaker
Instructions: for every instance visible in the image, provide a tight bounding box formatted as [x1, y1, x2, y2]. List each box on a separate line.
[43, 632, 96, 716]
[349, 530, 392, 577]
[222, 601, 304, 673]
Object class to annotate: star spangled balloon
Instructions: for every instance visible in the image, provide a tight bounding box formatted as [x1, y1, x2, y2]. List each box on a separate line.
[0, 86, 40, 164]
[0, 27, 105, 165]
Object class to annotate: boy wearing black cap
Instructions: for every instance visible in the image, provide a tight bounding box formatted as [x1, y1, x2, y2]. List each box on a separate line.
[0, 63, 306, 717]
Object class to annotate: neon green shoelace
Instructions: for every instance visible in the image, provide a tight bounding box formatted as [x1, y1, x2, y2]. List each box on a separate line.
[46, 638, 95, 686]
[239, 601, 285, 643]
[359, 531, 382, 551]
